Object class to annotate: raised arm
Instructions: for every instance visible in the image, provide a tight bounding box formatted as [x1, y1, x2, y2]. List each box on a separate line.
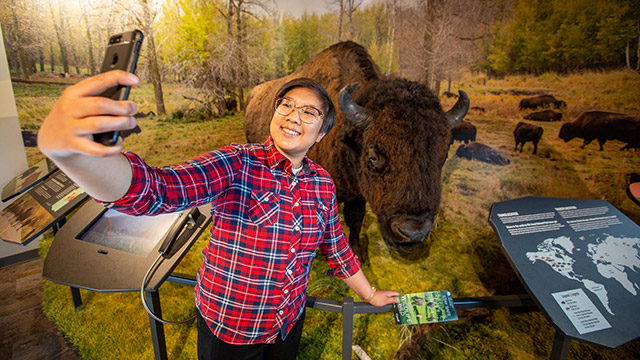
[37, 71, 140, 201]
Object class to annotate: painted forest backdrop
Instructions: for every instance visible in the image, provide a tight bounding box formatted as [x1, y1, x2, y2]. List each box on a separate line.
[2, 0, 639, 117]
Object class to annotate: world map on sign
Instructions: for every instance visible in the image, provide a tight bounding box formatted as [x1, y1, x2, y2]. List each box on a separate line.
[526, 234, 640, 315]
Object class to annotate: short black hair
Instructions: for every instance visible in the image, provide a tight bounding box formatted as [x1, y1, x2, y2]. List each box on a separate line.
[273, 78, 336, 135]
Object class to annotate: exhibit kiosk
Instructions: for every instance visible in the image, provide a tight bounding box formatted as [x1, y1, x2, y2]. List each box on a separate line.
[43, 200, 212, 360]
[490, 196, 640, 360]
[1, 167, 88, 247]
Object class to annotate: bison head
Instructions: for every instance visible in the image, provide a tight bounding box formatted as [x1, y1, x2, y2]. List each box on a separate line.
[338, 79, 468, 251]
[558, 122, 577, 142]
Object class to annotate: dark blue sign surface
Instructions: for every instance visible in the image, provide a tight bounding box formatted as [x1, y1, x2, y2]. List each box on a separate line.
[489, 196, 640, 348]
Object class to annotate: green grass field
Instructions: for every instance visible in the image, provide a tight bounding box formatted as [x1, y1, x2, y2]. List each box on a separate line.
[16, 69, 640, 359]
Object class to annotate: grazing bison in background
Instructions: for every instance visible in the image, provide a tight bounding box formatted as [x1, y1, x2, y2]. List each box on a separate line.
[519, 95, 566, 110]
[21, 130, 37, 147]
[450, 120, 476, 145]
[524, 110, 562, 122]
[442, 91, 458, 98]
[559, 111, 640, 151]
[244, 41, 469, 258]
[224, 97, 237, 112]
[514, 122, 543, 154]
[455, 142, 510, 165]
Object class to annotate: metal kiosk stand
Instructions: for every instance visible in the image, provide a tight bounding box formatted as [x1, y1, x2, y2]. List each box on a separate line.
[1, 165, 88, 247]
[43, 200, 212, 360]
[489, 196, 640, 359]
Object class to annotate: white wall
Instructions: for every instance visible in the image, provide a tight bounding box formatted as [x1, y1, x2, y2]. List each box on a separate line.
[0, 24, 28, 207]
[0, 25, 38, 265]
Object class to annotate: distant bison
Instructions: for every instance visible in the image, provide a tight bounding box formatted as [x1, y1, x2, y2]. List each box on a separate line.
[133, 111, 156, 118]
[21, 130, 37, 147]
[442, 91, 458, 98]
[559, 111, 640, 151]
[224, 97, 237, 112]
[469, 106, 485, 113]
[455, 142, 509, 165]
[244, 41, 469, 257]
[621, 143, 639, 151]
[514, 122, 543, 154]
[519, 95, 566, 110]
[450, 120, 476, 145]
[524, 110, 562, 122]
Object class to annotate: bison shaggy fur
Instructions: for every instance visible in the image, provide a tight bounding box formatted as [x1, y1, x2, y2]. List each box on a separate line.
[558, 111, 640, 151]
[523, 110, 562, 122]
[514, 122, 543, 154]
[455, 142, 510, 165]
[519, 95, 566, 110]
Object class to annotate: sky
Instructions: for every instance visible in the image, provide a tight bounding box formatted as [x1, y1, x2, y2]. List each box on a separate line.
[273, 0, 374, 18]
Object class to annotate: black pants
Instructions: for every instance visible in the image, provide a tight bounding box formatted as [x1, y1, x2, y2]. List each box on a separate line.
[197, 310, 305, 360]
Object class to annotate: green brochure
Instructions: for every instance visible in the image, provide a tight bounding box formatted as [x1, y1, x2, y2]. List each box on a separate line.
[392, 290, 458, 325]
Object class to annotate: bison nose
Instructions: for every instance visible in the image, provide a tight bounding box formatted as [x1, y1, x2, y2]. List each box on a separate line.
[390, 215, 433, 244]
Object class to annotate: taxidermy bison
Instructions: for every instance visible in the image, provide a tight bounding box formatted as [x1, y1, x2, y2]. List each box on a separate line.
[450, 120, 476, 145]
[514, 122, 543, 154]
[244, 41, 469, 258]
[455, 142, 510, 165]
[524, 110, 562, 122]
[558, 111, 640, 151]
[519, 95, 566, 110]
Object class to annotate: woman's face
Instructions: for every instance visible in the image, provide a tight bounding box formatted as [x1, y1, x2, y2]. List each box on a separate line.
[269, 87, 326, 167]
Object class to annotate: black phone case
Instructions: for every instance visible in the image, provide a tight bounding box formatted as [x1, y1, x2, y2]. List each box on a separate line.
[94, 30, 144, 146]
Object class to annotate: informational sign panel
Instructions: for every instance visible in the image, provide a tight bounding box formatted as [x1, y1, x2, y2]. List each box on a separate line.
[0, 170, 87, 245]
[2, 158, 58, 202]
[489, 196, 640, 348]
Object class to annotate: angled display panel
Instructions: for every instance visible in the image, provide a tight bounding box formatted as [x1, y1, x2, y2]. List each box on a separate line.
[489, 196, 640, 349]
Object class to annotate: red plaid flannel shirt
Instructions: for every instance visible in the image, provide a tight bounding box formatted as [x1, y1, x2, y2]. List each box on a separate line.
[105, 137, 360, 344]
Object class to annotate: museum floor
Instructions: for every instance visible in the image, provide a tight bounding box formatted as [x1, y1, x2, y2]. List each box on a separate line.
[0, 258, 81, 360]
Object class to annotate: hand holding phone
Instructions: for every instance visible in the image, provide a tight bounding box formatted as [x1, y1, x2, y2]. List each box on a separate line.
[94, 30, 144, 146]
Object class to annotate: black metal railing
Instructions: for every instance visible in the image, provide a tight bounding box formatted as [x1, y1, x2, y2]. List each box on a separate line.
[167, 273, 535, 360]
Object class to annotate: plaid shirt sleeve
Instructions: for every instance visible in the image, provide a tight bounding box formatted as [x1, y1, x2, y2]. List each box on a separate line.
[317, 178, 361, 279]
[104, 146, 242, 215]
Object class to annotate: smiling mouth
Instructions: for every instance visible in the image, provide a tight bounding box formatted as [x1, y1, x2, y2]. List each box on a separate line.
[281, 127, 301, 136]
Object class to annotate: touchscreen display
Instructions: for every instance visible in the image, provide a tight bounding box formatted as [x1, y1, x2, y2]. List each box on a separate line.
[77, 209, 180, 256]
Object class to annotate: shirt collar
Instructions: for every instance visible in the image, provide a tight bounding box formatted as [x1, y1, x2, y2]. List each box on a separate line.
[264, 136, 317, 176]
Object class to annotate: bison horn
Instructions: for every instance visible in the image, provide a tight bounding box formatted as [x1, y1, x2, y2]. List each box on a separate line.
[445, 90, 470, 128]
[339, 82, 373, 130]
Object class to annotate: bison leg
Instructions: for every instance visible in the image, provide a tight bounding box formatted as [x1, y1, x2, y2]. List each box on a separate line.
[598, 139, 606, 151]
[533, 141, 538, 154]
[344, 197, 368, 262]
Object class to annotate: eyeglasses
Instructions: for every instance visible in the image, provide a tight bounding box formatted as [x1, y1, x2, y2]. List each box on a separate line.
[275, 97, 323, 124]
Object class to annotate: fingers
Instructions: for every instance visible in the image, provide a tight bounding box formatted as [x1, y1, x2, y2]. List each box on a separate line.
[369, 289, 400, 306]
[71, 136, 125, 157]
[38, 71, 141, 159]
[69, 96, 137, 119]
[74, 115, 137, 136]
[66, 70, 139, 99]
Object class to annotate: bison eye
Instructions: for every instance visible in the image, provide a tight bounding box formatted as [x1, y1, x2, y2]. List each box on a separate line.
[366, 144, 388, 173]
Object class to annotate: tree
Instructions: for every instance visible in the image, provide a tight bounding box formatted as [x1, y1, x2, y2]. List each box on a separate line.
[482, 0, 639, 75]
[399, 0, 487, 90]
[139, 0, 166, 115]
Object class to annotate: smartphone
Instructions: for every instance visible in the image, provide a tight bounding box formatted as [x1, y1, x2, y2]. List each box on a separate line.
[94, 30, 144, 146]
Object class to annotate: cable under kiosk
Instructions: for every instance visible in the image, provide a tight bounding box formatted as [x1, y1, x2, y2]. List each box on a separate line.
[43, 200, 212, 360]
